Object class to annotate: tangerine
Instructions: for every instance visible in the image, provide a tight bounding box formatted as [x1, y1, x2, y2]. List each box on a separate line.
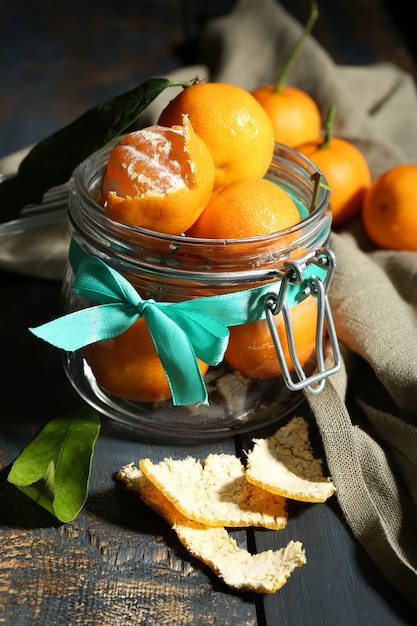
[85, 317, 209, 403]
[362, 163, 417, 251]
[297, 106, 371, 225]
[251, 84, 321, 148]
[157, 81, 275, 190]
[225, 295, 318, 378]
[186, 176, 300, 240]
[100, 116, 215, 234]
[251, 2, 321, 148]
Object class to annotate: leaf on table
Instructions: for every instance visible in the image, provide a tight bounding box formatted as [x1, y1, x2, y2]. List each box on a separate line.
[0, 76, 195, 222]
[7, 406, 101, 523]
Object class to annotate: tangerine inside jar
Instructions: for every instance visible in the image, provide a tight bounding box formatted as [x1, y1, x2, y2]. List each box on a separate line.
[61, 141, 338, 438]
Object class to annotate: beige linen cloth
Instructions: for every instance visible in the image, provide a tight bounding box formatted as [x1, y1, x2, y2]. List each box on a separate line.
[1, 0, 417, 609]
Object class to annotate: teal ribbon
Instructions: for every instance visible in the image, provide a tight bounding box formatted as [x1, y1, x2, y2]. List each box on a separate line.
[30, 247, 325, 406]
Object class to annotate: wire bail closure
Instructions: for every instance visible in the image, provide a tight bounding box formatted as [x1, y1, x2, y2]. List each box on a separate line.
[265, 246, 341, 394]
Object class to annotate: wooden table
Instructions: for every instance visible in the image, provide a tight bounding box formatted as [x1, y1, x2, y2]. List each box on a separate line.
[1, 1, 416, 624]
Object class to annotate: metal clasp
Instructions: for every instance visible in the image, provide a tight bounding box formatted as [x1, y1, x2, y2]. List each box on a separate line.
[264, 247, 341, 394]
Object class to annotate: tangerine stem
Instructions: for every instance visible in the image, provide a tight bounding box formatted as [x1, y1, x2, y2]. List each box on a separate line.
[310, 172, 331, 212]
[274, 2, 319, 93]
[310, 172, 321, 211]
[321, 104, 337, 149]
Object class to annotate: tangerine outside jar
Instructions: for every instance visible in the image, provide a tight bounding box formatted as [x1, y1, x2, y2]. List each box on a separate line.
[59, 141, 340, 438]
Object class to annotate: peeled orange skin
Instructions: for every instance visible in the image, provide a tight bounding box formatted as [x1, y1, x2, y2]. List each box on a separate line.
[297, 136, 371, 226]
[85, 318, 209, 403]
[225, 295, 318, 378]
[157, 82, 275, 190]
[101, 117, 215, 235]
[362, 163, 417, 251]
[186, 176, 300, 240]
[251, 85, 322, 148]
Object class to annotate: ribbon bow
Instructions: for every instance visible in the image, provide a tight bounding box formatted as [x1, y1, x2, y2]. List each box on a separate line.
[30, 253, 318, 405]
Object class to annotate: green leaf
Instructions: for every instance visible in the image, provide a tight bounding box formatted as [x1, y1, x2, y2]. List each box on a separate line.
[0, 76, 194, 222]
[7, 406, 101, 523]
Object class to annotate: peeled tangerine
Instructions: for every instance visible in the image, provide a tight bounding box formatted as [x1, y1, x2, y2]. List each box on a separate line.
[101, 115, 215, 235]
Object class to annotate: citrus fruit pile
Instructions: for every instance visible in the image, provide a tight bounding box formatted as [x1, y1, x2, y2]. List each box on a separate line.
[246, 0, 417, 243]
[87, 0, 417, 406]
[89, 80, 321, 404]
[252, 2, 417, 238]
[93, 0, 417, 406]
[99, 81, 292, 238]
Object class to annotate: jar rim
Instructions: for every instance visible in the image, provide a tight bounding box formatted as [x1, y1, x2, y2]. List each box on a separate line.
[70, 140, 332, 282]
[73, 141, 330, 247]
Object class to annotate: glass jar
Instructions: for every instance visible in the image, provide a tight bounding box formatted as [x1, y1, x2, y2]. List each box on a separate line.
[60, 141, 340, 438]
